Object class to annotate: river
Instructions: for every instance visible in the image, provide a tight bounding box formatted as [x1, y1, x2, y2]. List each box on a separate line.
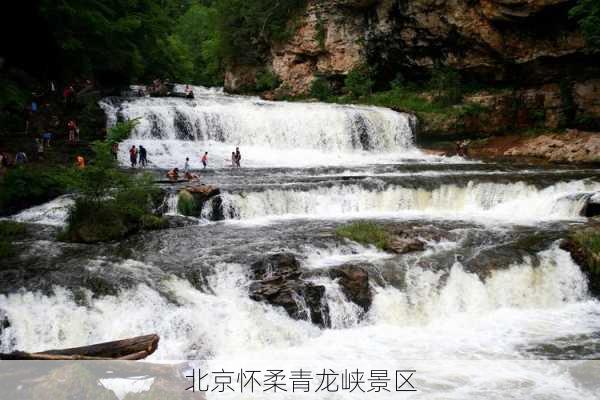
[1, 86, 600, 399]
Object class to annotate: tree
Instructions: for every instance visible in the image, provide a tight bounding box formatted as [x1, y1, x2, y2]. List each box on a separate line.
[570, 0, 600, 49]
[345, 65, 374, 98]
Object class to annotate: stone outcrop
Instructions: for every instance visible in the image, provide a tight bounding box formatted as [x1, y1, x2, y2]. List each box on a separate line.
[328, 264, 372, 311]
[249, 253, 330, 327]
[582, 193, 600, 218]
[503, 130, 600, 163]
[224, 0, 600, 136]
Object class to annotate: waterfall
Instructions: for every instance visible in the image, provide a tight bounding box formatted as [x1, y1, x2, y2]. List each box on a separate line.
[219, 179, 600, 221]
[0, 245, 592, 360]
[100, 86, 423, 168]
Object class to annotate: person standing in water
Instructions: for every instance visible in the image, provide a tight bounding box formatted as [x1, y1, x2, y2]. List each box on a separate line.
[235, 147, 241, 168]
[139, 145, 148, 167]
[183, 157, 190, 174]
[129, 145, 137, 168]
[201, 152, 208, 169]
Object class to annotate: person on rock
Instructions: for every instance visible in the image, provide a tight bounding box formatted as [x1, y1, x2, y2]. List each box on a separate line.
[15, 151, 28, 164]
[235, 147, 241, 168]
[111, 142, 119, 160]
[167, 168, 179, 182]
[129, 145, 138, 168]
[201, 152, 208, 169]
[67, 120, 78, 144]
[76, 155, 86, 169]
[185, 171, 200, 181]
[42, 130, 52, 148]
[36, 138, 44, 160]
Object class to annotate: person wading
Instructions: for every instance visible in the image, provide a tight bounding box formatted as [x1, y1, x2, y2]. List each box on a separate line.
[129, 145, 138, 168]
[201, 152, 208, 169]
[139, 145, 148, 167]
[235, 147, 241, 168]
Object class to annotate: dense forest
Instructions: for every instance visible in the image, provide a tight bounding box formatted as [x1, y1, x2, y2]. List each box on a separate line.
[1, 0, 599, 92]
[2, 0, 307, 88]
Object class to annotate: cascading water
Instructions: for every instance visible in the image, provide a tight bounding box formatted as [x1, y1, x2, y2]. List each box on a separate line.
[100, 86, 426, 168]
[2, 86, 600, 399]
[214, 179, 600, 222]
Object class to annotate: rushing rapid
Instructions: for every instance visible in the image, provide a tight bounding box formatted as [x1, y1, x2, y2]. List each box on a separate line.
[2, 86, 600, 399]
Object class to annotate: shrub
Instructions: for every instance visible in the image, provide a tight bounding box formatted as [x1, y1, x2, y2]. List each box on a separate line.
[344, 65, 374, 98]
[336, 222, 391, 250]
[0, 166, 74, 216]
[570, 0, 600, 49]
[428, 65, 463, 105]
[571, 230, 600, 275]
[255, 70, 281, 92]
[310, 77, 333, 100]
[177, 190, 199, 217]
[61, 120, 166, 243]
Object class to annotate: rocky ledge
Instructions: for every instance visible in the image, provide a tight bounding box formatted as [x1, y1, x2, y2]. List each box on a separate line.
[503, 130, 600, 164]
[248, 253, 373, 327]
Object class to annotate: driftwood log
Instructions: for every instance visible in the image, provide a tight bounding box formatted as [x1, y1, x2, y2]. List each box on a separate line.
[0, 334, 159, 360]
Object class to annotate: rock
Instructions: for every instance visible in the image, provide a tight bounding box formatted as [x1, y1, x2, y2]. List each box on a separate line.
[250, 252, 301, 280]
[582, 193, 600, 218]
[503, 130, 600, 163]
[249, 253, 330, 327]
[385, 237, 425, 254]
[177, 186, 221, 218]
[329, 264, 372, 311]
[560, 231, 600, 297]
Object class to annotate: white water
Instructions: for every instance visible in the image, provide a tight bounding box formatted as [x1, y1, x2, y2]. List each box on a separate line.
[3, 87, 600, 398]
[101, 86, 436, 168]
[221, 179, 600, 223]
[1, 245, 599, 398]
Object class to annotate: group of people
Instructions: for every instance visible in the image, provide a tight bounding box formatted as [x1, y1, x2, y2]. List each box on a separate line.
[229, 147, 242, 168]
[128, 145, 148, 168]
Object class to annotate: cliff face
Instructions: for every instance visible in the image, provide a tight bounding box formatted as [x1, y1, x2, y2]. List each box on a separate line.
[224, 0, 600, 136]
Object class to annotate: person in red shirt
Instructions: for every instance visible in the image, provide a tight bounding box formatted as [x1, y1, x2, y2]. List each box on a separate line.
[129, 145, 138, 168]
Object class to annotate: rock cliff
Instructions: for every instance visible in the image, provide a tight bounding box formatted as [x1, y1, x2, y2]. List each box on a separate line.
[224, 0, 600, 136]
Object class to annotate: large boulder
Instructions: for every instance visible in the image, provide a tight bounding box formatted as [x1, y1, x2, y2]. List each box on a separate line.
[329, 264, 372, 311]
[177, 185, 221, 218]
[582, 193, 600, 218]
[249, 253, 330, 327]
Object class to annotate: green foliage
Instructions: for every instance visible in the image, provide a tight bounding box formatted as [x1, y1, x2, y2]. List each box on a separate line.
[0, 166, 75, 216]
[38, 0, 197, 83]
[174, 3, 224, 86]
[571, 230, 600, 274]
[177, 190, 199, 217]
[62, 119, 164, 242]
[215, 0, 307, 65]
[0, 221, 27, 258]
[310, 77, 333, 100]
[344, 65, 374, 98]
[428, 65, 463, 105]
[336, 222, 391, 250]
[255, 70, 281, 91]
[315, 17, 327, 50]
[570, 0, 600, 49]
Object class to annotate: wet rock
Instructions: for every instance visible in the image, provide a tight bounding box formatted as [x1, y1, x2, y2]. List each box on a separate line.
[251, 253, 301, 280]
[249, 253, 330, 327]
[386, 237, 425, 254]
[177, 185, 221, 218]
[582, 193, 600, 218]
[560, 226, 600, 297]
[329, 264, 372, 311]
